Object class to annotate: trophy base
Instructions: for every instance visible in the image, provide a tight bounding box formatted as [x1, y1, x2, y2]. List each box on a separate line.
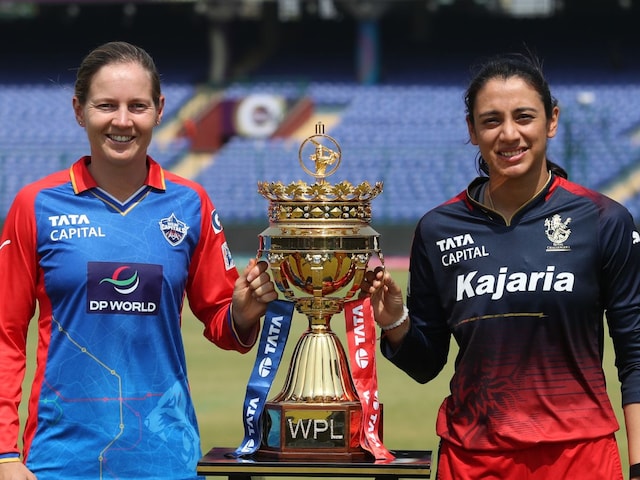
[257, 401, 372, 461]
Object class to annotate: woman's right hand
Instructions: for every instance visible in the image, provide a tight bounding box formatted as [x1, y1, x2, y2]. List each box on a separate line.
[362, 267, 408, 338]
[0, 461, 37, 480]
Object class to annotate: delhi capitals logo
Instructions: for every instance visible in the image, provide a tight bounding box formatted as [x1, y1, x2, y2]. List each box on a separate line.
[159, 213, 189, 246]
[99, 266, 140, 295]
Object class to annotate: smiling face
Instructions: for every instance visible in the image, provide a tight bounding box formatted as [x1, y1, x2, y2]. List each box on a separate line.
[73, 61, 164, 169]
[467, 76, 559, 186]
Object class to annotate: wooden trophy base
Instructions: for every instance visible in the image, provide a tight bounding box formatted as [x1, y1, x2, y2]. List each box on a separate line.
[256, 401, 372, 461]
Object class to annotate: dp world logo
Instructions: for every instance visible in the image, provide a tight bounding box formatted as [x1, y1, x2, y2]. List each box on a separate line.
[87, 262, 163, 315]
[99, 266, 140, 295]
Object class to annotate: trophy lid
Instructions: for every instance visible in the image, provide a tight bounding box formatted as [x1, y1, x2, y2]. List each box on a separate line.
[258, 122, 383, 224]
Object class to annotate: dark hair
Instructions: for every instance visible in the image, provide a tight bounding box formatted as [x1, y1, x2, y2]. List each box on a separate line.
[464, 52, 567, 179]
[74, 41, 162, 107]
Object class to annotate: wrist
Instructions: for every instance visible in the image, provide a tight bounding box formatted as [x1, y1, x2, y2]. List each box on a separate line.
[0, 457, 20, 464]
[380, 305, 409, 332]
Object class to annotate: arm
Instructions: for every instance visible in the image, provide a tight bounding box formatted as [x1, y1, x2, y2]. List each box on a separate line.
[366, 223, 451, 384]
[625, 403, 640, 480]
[187, 192, 276, 351]
[0, 190, 38, 473]
[601, 205, 640, 475]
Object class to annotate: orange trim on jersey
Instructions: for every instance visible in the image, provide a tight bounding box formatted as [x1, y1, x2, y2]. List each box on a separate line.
[70, 156, 166, 194]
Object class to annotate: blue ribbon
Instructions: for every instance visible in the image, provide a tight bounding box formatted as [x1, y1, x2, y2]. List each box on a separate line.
[227, 300, 294, 458]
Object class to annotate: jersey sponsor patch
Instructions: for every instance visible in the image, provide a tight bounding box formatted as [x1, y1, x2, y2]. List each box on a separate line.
[86, 262, 163, 315]
[211, 209, 223, 234]
[222, 242, 235, 271]
[456, 265, 574, 301]
[159, 213, 189, 246]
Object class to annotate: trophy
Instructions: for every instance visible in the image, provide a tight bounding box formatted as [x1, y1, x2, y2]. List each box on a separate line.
[255, 122, 385, 461]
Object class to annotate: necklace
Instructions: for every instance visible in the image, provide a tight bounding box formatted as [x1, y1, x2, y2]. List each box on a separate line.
[486, 187, 495, 210]
[485, 171, 552, 214]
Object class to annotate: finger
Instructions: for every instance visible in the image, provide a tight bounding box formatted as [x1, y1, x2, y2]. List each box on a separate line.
[252, 283, 278, 302]
[244, 257, 260, 282]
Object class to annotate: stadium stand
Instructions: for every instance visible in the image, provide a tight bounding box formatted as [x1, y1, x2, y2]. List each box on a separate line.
[192, 79, 640, 226]
[4, 76, 640, 230]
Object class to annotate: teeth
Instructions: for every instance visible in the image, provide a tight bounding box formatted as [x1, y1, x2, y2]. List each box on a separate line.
[501, 149, 523, 157]
[110, 135, 133, 142]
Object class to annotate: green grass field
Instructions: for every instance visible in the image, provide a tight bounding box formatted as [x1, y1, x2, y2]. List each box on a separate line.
[20, 268, 628, 475]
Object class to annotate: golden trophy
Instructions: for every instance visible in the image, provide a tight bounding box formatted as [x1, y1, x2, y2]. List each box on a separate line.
[254, 122, 386, 461]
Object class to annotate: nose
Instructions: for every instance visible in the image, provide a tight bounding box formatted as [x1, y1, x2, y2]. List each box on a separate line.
[500, 119, 519, 141]
[112, 105, 133, 127]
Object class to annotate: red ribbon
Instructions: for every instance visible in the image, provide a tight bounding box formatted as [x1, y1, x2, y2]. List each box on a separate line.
[344, 297, 395, 461]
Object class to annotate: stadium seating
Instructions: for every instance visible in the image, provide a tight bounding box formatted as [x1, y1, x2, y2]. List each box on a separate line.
[3, 74, 640, 226]
[195, 80, 640, 224]
[0, 82, 194, 213]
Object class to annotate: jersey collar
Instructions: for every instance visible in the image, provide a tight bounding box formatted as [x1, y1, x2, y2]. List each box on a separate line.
[70, 155, 166, 194]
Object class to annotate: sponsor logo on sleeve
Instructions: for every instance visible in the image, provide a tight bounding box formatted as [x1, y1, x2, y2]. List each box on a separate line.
[633, 231, 640, 245]
[0, 240, 11, 251]
[222, 242, 235, 270]
[86, 262, 162, 315]
[159, 213, 189, 246]
[211, 209, 223, 234]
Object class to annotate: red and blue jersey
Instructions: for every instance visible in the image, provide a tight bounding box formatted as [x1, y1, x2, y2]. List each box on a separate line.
[383, 174, 640, 451]
[0, 157, 251, 479]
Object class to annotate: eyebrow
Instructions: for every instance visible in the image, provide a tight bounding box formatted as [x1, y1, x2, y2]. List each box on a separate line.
[477, 106, 538, 118]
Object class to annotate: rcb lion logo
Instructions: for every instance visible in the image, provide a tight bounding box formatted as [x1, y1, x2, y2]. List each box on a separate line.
[545, 214, 571, 251]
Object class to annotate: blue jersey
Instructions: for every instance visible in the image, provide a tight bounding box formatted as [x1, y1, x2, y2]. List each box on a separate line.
[0, 157, 252, 479]
[383, 174, 640, 450]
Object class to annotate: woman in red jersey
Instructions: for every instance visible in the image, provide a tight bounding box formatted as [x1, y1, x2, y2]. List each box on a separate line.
[364, 52, 640, 480]
[0, 41, 277, 480]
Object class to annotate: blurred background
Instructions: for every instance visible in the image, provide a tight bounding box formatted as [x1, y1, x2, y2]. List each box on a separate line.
[1, 0, 640, 256]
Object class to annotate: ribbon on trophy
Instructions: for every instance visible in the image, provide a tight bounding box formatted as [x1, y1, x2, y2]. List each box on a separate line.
[344, 296, 395, 461]
[227, 299, 295, 458]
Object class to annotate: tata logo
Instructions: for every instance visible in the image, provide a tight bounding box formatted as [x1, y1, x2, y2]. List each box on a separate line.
[258, 357, 273, 377]
[355, 348, 369, 369]
[48, 214, 90, 226]
[48, 213, 106, 241]
[436, 233, 474, 252]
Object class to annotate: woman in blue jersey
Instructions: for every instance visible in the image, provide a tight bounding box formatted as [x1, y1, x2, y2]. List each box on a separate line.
[364, 52, 640, 479]
[0, 41, 277, 480]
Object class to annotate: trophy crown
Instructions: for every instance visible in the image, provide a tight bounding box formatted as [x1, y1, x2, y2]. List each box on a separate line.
[258, 123, 383, 223]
